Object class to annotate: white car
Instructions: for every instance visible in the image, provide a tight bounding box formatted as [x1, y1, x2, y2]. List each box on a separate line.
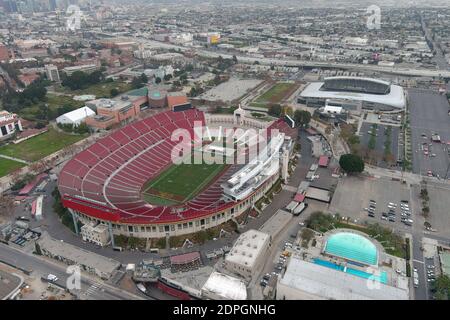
[47, 274, 58, 282]
[388, 202, 397, 207]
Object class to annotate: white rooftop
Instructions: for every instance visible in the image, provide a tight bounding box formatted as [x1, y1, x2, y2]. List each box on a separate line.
[300, 81, 406, 109]
[56, 106, 95, 123]
[225, 229, 269, 269]
[201, 272, 247, 300]
[278, 257, 409, 300]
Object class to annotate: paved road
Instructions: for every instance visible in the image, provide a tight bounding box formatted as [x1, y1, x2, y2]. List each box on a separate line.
[421, 15, 449, 71]
[0, 243, 147, 300]
[135, 38, 450, 78]
[411, 236, 428, 300]
[408, 89, 450, 178]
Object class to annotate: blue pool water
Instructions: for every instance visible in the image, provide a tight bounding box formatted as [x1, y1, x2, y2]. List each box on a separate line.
[313, 258, 387, 284]
[324, 232, 378, 265]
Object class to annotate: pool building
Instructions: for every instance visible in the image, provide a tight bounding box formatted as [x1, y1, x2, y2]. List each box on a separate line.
[276, 229, 409, 300]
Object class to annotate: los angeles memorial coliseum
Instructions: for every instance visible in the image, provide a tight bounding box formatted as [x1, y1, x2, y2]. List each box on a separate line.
[58, 106, 295, 240]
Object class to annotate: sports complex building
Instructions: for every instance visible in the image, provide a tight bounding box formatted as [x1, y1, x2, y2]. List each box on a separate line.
[57, 107, 295, 240]
[298, 76, 406, 111]
[277, 229, 410, 300]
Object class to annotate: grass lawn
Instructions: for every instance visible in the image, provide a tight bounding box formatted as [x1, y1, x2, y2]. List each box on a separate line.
[0, 158, 26, 177]
[57, 81, 132, 98]
[255, 82, 296, 104]
[19, 94, 84, 121]
[0, 128, 88, 162]
[143, 162, 226, 204]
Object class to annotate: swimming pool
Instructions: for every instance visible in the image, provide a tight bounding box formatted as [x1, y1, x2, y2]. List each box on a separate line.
[324, 232, 378, 265]
[313, 258, 387, 284]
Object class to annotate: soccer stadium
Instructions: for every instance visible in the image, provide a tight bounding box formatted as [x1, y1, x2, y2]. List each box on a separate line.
[298, 76, 406, 111]
[57, 107, 295, 240]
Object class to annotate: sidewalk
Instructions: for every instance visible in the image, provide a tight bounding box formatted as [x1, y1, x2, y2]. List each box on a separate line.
[0, 154, 30, 164]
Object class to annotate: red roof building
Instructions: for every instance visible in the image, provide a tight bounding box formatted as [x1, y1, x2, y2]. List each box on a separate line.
[294, 193, 305, 202]
[318, 156, 329, 167]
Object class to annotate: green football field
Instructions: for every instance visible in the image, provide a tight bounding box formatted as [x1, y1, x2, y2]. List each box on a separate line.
[143, 162, 226, 204]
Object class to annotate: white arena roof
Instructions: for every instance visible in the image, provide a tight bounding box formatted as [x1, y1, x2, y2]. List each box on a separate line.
[278, 257, 409, 300]
[201, 272, 247, 300]
[300, 82, 406, 109]
[324, 76, 391, 86]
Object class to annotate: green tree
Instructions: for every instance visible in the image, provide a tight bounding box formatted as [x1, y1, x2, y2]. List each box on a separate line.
[268, 104, 282, 117]
[431, 275, 450, 300]
[294, 110, 311, 127]
[155, 77, 162, 84]
[339, 154, 365, 174]
[110, 88, 119, 97]
[140, 73, 148, 84]
[131, 77, 143, 89]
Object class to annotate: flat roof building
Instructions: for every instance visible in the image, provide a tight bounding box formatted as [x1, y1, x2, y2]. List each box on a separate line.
[201, 271, 247, 300]
[224, 229, 270, 281]
[63, 64, 98, 76]
[37, 232, 120, 279]
[277, 256, 409, 300]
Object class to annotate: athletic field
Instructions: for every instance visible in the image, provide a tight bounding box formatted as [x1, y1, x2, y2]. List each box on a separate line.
[255, 82, 297, 104]
[142, 162, 226, 205]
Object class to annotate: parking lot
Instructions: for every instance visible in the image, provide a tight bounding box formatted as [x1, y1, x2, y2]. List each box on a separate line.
[359, 122, 400, 168]
[408, 89, 450, 178]
[330, 176, 414, 231]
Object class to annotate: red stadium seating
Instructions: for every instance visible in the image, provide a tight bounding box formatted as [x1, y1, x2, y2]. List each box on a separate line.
[59, 110, 287, 224]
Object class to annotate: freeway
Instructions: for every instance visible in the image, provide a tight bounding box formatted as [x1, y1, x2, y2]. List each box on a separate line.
[129, 37, 450, 78]
[0, 243, 148, 300]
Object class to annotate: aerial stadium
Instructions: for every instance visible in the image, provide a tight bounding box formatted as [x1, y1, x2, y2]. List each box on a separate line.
[57, 107, 295, 240]
[298, 76, 406, 111]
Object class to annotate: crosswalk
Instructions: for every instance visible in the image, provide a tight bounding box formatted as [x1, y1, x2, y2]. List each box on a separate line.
[83, 282, 104, 299]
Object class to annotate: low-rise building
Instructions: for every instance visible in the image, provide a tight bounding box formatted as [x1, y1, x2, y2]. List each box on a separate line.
[224, 229, 271, 281]
[45, 64, 60, 82]
[167, 92, 190, 110]
[85, 90, 148, 129]
[201, 271, 247, 300]
[0, 111, 22, 141]
[56, 106, 95, 126]
[63, 64, 98, 76]
[37, 232, 120, 279]
[81, 223, 110, 247]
